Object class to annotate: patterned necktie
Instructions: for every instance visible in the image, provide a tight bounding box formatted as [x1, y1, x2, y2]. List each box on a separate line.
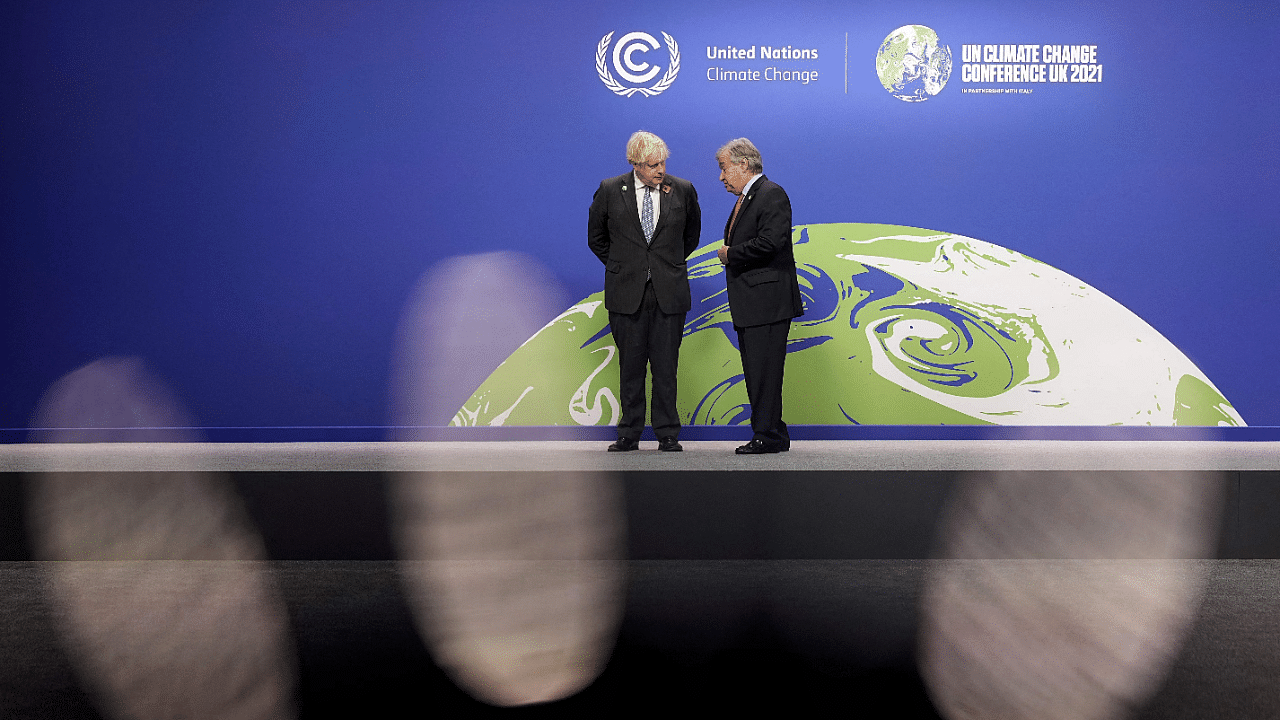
[727, 193, 744, 243]
[641, 186, 655, 244]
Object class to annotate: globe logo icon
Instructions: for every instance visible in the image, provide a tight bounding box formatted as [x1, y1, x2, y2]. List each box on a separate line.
[876, 25, 952, 102]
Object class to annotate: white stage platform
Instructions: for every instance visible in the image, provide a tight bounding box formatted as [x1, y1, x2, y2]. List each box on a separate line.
[4, 439, 1279, 473]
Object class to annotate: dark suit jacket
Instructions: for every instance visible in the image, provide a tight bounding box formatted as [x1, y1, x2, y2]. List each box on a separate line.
[588, 172, 701, 315]
[722, 175, 804, 327]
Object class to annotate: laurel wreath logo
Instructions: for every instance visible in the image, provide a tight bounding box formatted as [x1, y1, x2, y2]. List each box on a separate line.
[596, 31, 680, 97]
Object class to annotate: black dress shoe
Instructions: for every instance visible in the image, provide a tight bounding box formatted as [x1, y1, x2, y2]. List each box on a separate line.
[735, 439, 781, 455]
[658, 437, 683, 452]
[608, 438, 639, 452]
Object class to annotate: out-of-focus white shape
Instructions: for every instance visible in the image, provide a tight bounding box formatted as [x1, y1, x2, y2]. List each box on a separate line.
[391, 471, 625, 707]
[389, 251, 566, 435]
[920, 470, 1224, 720]
[388, 252, 624, 706]
[26, 358, 297, 720]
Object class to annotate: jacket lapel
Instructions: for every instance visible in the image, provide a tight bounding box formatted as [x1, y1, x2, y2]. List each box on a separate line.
[653, 179, 675, 235]
[726, 175, 765, 245]
[619, 174, 644, 239]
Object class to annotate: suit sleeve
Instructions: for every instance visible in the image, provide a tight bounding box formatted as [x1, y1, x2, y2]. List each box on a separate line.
[587, 181, 610, 266]
[726, 185, 791, 268]
[682, 182, 701, 259]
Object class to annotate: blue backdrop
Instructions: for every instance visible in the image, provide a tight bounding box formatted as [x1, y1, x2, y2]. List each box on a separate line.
[3, 1, 1277, 433]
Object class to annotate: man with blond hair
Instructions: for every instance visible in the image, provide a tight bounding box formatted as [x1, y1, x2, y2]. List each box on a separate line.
[588, 131, 701, 451]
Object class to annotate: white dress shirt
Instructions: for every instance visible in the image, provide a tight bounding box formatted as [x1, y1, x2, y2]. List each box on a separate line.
[632, 172, 661, 229]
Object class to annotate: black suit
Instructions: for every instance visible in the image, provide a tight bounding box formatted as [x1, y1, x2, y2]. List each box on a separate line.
[722, 175, 803, 446]
[588, 172, 701, 440]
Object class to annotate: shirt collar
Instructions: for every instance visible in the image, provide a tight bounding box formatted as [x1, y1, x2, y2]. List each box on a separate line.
[741, 173, 763, 197]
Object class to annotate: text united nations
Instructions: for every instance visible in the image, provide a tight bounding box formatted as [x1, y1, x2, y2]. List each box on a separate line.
[706, 44, 820, 85]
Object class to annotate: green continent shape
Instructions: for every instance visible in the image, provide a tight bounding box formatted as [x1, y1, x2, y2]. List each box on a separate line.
[451, 298, 615, 426]
[876, 33, 911, 90]
[1172, 374, 1241, 427]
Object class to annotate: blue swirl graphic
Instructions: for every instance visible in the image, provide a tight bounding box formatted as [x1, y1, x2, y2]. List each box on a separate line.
[872, 302, 1024, 396]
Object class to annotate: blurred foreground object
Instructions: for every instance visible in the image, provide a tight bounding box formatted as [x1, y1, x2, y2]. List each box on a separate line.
[920, 469, 1226, 720]
[391, 471, 625, 707]
[390, 253, 625, 706]
[389, 251, 567, 433]
[27, 358, 298, 720]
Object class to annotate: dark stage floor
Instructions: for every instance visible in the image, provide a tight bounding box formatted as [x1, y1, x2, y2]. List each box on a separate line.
[3, 559, 1280, 718]
[2, 440, 1278, 718]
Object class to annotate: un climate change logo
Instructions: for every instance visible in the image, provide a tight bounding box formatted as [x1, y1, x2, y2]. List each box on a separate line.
[596, 31, 680, 97]
[876, 25, 952, 102]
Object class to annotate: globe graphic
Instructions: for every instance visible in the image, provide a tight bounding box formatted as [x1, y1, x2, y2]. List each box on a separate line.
[451, 224, 1243, 428]
[876, 25, 952, 102]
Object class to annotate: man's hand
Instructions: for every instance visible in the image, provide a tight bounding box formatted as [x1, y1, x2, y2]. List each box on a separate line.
[717, 244, 729, 265]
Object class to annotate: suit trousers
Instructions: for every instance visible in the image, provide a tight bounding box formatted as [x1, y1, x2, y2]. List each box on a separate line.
[609, 281, 685, 441]
[736, 318, 792, 446]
